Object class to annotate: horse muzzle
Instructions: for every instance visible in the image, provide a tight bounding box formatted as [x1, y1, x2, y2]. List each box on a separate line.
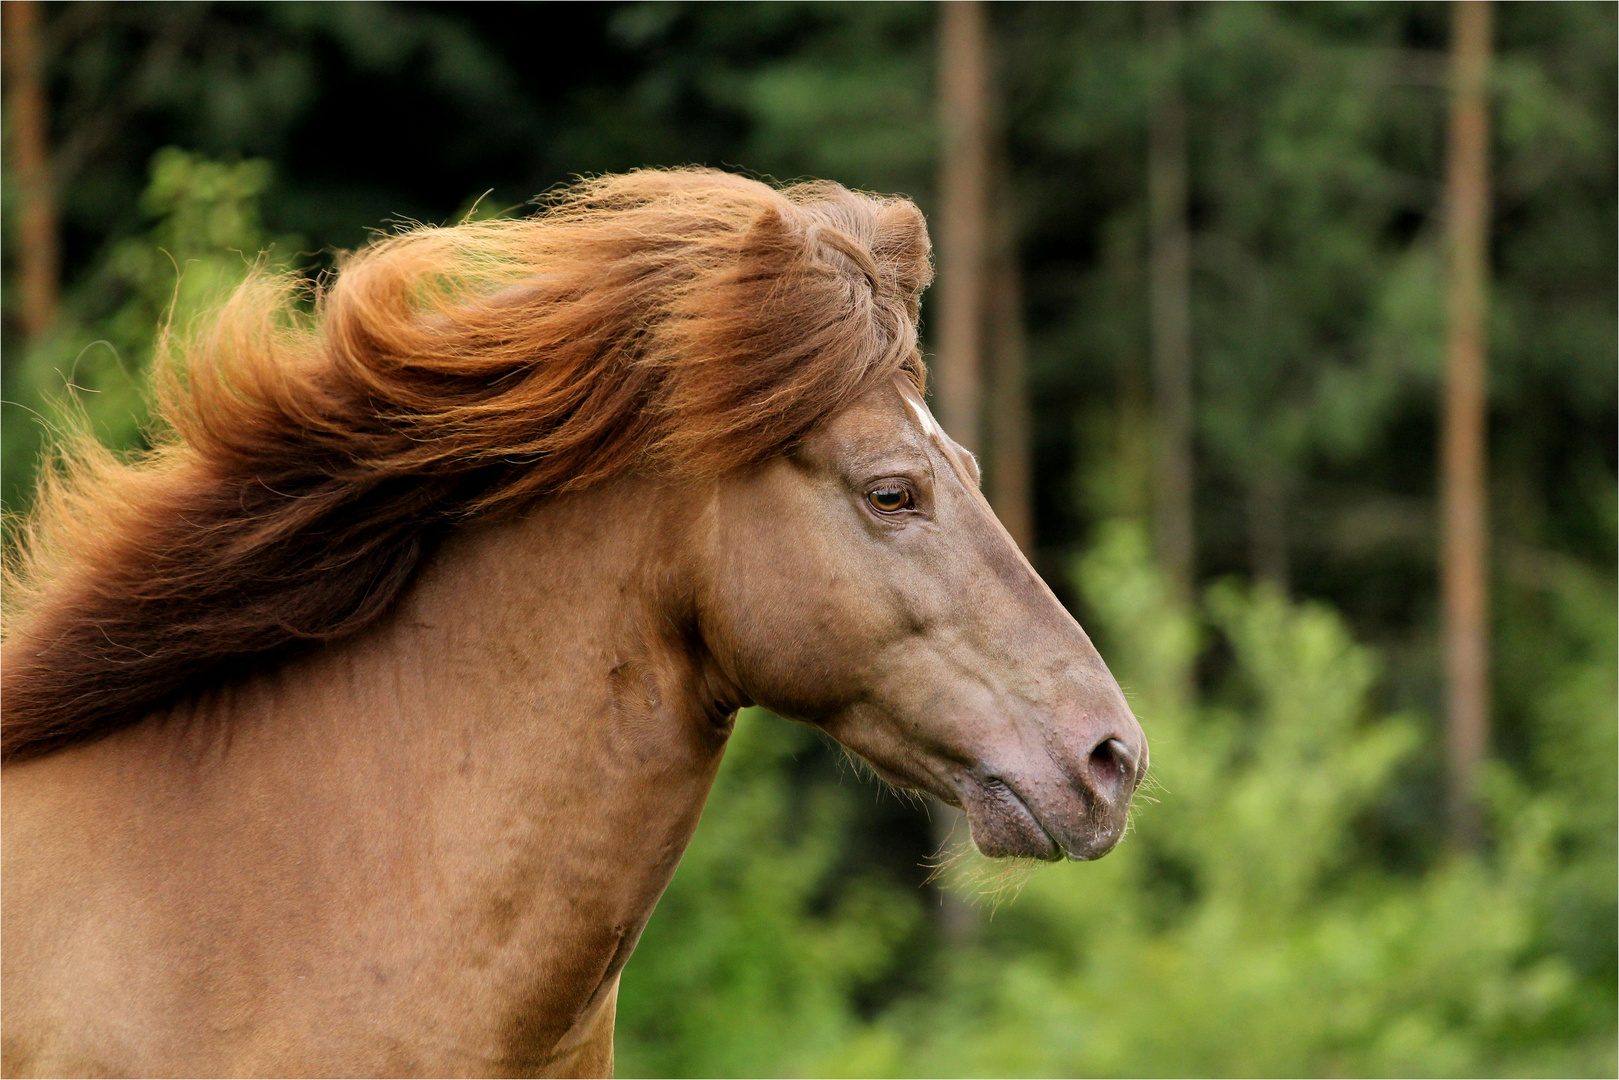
[958, 724, 1147, 862]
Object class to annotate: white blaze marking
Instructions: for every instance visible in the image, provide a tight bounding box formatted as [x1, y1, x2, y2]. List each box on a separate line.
[900, 390, 945, 443]
[896, 378, 982, 490]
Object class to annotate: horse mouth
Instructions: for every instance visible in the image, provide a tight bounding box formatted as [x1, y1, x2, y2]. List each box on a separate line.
[959, 773, 1131, 863]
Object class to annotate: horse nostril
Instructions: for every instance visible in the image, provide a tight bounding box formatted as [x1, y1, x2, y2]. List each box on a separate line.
[1086, 737, 1134, 800]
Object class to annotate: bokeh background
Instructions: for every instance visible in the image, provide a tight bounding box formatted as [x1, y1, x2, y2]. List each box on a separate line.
[2, 2, 1613, 1076]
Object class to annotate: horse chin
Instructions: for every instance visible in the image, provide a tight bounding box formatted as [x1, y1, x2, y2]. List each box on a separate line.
[1049, 814, 1129, 862]
[959, 776, 1130, 863]
[959, 777, 1064, 862]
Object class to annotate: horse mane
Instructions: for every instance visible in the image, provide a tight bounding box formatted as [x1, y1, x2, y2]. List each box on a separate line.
[1, 168, 933, 760]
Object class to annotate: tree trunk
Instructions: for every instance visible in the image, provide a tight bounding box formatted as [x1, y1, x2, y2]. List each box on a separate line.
[3, 0, 59, 340]
[1145, 1, 1195, 604]
[1247, 466, 1290, 593]
[986, 229, 1032, 553]
[935, 0, 990, 455]
[984, 83, 1032, 554]
[932, 0, 996, 940]
[1441, 0, 1493, 851]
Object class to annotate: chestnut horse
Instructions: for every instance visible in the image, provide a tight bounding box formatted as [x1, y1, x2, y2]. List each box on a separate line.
[1, 170, 1145, 1078]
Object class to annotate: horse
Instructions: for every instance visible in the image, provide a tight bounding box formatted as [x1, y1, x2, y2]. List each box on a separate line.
[1, 169, 1146, 1078]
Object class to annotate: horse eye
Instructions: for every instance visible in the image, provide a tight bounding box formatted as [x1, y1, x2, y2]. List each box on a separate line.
[867, 485, 913, 513]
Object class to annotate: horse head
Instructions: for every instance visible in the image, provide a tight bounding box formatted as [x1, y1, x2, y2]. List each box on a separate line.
[696, 376, 1147, 862]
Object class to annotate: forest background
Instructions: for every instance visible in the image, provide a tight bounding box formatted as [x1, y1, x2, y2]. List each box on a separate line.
[1, 2, 1613, 1076]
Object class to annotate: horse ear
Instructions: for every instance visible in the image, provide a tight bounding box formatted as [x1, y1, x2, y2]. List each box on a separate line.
[870, 200, 933, 312]
[738, 201, 801, 269]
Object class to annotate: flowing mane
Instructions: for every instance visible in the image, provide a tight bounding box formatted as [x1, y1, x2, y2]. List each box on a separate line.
[1, 168, 932, 760]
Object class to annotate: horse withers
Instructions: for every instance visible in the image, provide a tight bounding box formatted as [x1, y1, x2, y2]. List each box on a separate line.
[1, 169, 1145, 1077]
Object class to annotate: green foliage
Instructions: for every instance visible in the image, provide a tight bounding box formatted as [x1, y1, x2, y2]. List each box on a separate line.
[2, 149, 280, 508]
[1496, 537, 1619, 1009]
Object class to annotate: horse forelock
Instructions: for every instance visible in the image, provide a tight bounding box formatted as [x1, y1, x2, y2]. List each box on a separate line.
[0, 167, 933, 761]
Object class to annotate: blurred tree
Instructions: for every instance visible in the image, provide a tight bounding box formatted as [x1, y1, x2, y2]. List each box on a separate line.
[983, 9, 1033, 554]
[933, 0, 990, 457]
[984, 169, 1033, 552]
[2, 0, 59, 341]
[1145, 0, 1196, 601]
[1441, 0, 1494, 850]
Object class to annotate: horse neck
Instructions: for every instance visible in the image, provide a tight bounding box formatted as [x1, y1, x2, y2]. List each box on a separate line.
[140, 475, 733, 1067]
